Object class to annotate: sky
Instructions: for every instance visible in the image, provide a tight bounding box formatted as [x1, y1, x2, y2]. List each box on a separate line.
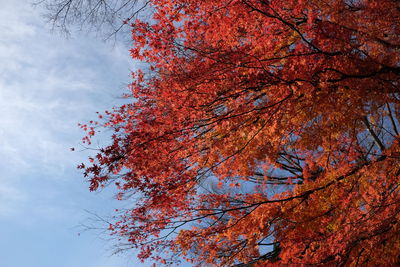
[0, 0, 150, 266]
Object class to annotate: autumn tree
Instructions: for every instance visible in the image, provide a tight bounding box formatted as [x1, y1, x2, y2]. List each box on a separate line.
[47, 0, 400, 265]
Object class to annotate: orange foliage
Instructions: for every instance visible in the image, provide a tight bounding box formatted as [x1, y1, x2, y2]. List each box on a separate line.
[80, 0, 400, 265]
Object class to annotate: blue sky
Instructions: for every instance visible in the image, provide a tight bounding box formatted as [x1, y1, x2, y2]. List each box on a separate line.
[0, 1, 150, 266]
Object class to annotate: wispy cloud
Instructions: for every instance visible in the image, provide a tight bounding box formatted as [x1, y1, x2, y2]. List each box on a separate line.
[0, 1, 132, 180]
[0, 0, 131, 239]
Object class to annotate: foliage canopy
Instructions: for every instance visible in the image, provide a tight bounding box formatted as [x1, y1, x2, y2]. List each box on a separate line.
[50, 0, 400, 265]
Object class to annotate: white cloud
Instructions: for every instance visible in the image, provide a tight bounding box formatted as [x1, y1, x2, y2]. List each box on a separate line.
[0, 0, 133, 218]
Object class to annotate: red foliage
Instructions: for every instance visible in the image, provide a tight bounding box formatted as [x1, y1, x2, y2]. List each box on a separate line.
[81, 0, 400, 265]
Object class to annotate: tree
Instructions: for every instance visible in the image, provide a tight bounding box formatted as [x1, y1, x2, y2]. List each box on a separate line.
[50, 0, 400, 265]
[38, 0, 148, 40]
